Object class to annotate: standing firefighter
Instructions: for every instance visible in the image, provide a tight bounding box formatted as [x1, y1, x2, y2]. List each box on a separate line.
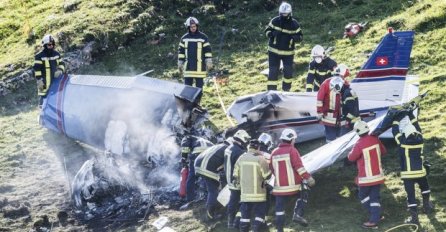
[33, 34, 65, 107]
[233, 139, 271, 232]
[392, 110, 434, 224]
[348, 121, 387, 229]
[317, 65, 349, 142]
[180, 134, 213, 203]
[224, 130, 250, 229]
[339, 64, 359, 134]
[178, 17, 213, 89]
[270, 129, 315, 231]
[306, 45, 337, 92]
[264, 2, 303, 91]
[194, 141, 230, 220]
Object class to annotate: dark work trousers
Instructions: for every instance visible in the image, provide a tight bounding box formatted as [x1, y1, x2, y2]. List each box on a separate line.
[204, 176, 220, 218]
[340, 124, 353, 136]
[228, 189, 241, 227]
[324, 125, 341, 142]
[275, 191, 307, 231]
[359, 184, 381, 223]
[267, 52, 294, 91]
[239, 201, 267, 232]
[186, 154, 198, 202]
[403, 177, 430, 208]
[184, 77, 204, 89]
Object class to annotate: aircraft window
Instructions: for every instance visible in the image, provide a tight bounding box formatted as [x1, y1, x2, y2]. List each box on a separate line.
[300, 111, 311, 117]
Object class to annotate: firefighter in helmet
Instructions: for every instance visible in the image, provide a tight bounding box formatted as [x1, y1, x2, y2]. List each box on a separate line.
[338, 64, 359, 134]
[233, 139, 271, 232]
[270, 129, 315, 231]
[33, 34, 65, 107]
[306, 45, 337, 92]
[264, 2, 303, 91]
[348, 120, 387, 229]
[224, 129, 250, 229]
[317, 64, 350, 142]
[392, 110, 435, 224]
[178, 17, 213, 89]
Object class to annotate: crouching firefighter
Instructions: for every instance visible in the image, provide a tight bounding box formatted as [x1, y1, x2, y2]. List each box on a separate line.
[270, 129, 316, 231]
[178, 17, 213, 89]
[264, 2, 303, 91]
[33, 34, 65, 107]
[392, 110, 434, 224]
[194, 140, 231, 220]
[180, 134, 213, 203]
[348, 121, 387, 229]
[225, 130, 250, 229]
[233, 139, 271, 232]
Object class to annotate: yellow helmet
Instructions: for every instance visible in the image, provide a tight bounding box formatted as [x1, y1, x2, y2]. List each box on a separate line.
[353, 120, 369, 136]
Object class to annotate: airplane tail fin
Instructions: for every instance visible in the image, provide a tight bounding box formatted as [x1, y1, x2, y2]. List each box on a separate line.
[351, 29, 415, 102]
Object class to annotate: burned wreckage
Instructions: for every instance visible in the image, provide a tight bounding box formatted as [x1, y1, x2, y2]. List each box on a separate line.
[40, 74, 217, 223]
[39, 30, 421, 225]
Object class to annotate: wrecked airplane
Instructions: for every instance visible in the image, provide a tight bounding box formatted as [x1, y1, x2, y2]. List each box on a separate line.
[228, 30, 418, 142]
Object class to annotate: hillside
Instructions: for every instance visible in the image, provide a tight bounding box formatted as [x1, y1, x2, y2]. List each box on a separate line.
[1, 0, 446, 231]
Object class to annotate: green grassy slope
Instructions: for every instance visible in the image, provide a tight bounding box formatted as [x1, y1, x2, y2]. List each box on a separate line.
[1, 0, 446, 231]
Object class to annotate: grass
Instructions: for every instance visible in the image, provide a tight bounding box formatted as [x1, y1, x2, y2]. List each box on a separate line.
[1, 0, 446, 231]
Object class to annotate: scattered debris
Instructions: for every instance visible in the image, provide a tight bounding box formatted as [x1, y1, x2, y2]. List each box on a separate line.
[343, 22, 368, 38]
[2, 204, 30, 219]
[152, 216, 169, 230]
[32, 215, 51, 232]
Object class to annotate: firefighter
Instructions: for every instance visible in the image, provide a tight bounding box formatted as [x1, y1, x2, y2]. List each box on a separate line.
[317, 65, 349, 142]
[264, 2, 303, 91]
[392, 110, 435, 224]
[258, 133, 274, 216]
[306, 45, 337, 92]
[33, 34, 65, 107]
[180, 134, 214, 203]
[348, 120, 387, 229]
[270, 129, 315, 231]
[194, 140, 231, 220]
[233, 139, 271, 232]
[178, 17, 213, 89]
[224, 129, 250, 229]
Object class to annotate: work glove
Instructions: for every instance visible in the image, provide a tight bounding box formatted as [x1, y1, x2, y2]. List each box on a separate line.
[180, 157, 188, 168]
[205, 58, 213, 70]
[54, 69, 63, 78]
[304, 176, 316, 187]
[178, 60, 184, 73]
[37, 79, 44, 91]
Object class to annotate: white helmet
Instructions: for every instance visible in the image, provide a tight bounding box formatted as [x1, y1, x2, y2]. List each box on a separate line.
[280, 128, 297, 141]
[402, 124, 418, 138]
[311, 45, 325, 63]
[330, 76, 344, 93]
[258, 133, 273, 148]
[41, 34, 55, 46]
[279, 2, 292, 14]
[184, 17, 199, 27]
[334, 64, 350, 78]
[353, 120, 369, 136]
[233, 129, 251, 144]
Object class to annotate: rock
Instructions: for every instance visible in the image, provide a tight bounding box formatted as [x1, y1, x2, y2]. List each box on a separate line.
[33, 215, 51, 231]
[57, 211, 68, 225]
[2, 204, 30, 219]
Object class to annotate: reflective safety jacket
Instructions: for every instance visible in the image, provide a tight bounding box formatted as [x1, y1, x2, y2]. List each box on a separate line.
[306, 57, 337, 92]
[270, 142, 310, 196]
[178, 31, 212, 78]
[317, 77, 342, 126]
[341, 86, 359, 128]
[265, 15, 302, 56]
[392, 114, 426, 179]
[224, 141, 246, 190]
[348, 135, 387, 186]
[194, 143, 228, 181]
[33, 49, 65, 96]
[233, 149, 271, 202]
[181, 135, 214, 160]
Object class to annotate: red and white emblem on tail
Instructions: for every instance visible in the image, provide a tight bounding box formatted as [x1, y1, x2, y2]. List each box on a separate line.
[375, 56, 388, 66]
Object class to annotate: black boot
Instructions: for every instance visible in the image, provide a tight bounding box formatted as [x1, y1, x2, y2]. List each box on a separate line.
[292, 213, 309, 227]
[405, 207, 419, 225]
[423, 196, 435, 214]
[227, 215, 235, 229]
